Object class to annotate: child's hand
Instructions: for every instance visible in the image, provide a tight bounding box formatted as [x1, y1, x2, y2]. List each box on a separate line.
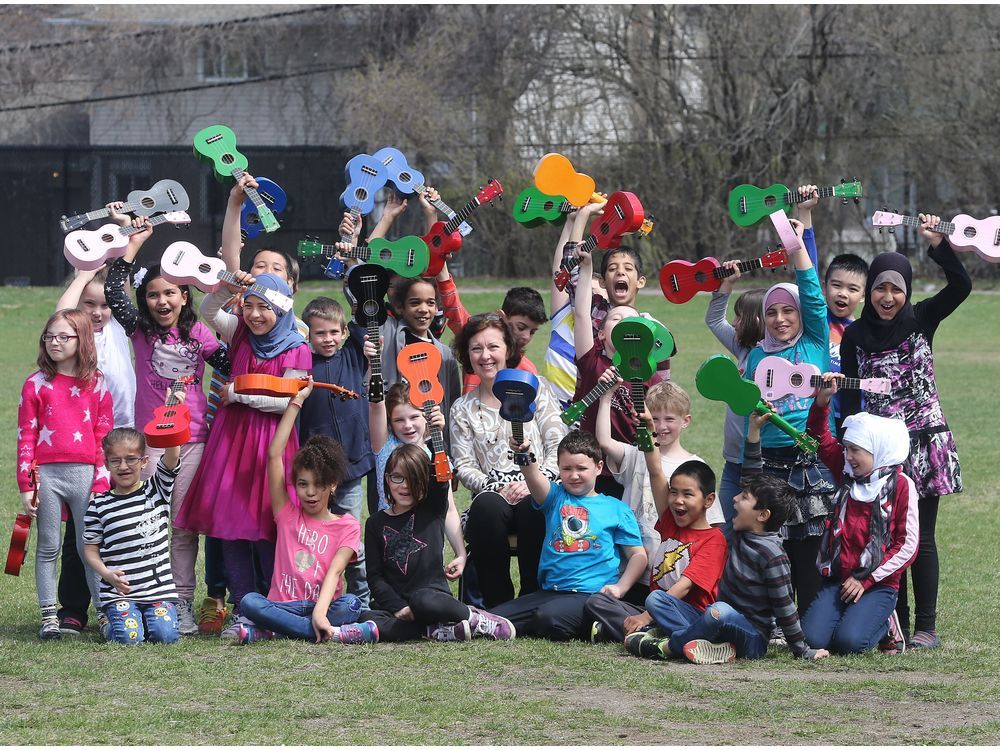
[747, 407, 772, 443]
[109, 570, 130, 595]
[575, 243, 594, 275]
[127, 217, 154, 250]
[167, 385, 188, 404]
[293, 376, 314, 407]
[222, 269, 254, 295]
[599, 583, 625, 600]
[597, 367, 624, 402]
[840, 577, 865, 603]
[312, 612, 334, 643]
[789, 217, 806, 242]
[229, 173, 258, 204]
[812, 648, 831, 660]
[394, 606, 414, 621]
[718, 260, 743, 294]
[382, 191, 408, 221]
[362, 333, 382, 362]
[507, 435, 531, 455]
[576, 198, 606, 221]
[424, 403, 445, 431]
[500, 481, 529, 505]
[918, 213, 944, 249]
[20, 490, 38, 518]
[814, 372, 844, 408]
[339, 211, 361, 242]
[623, 610, 653, 635]
[107, 201, 130, 227]
[444, 553, 466, 580]
[419, 186, 440, 219]
[796, 184, 819, 212]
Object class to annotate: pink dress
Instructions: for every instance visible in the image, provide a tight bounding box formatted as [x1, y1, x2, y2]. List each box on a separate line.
[176, 322, 312, 542]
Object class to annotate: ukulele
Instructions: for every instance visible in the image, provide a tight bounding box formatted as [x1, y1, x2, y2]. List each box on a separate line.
[659, 248, 790, 304]
[59, 179, 190, 233]
[192, 124, 280, 233]
[533, 153, 605, 207]
[695, 354, 818, 454]
[339, 152, 390, 240]
[143, 376, 194, 449]
[6, 462, 37, 577]
[396, 343, 452, 482]
[754, 357, 891, 401]
[493, 370, 539, 466]
[63, 211, 191, 271]
[512, 185, 607, 228]
[728, 179, 863, 228]
[347, 263, 391, 403]
[158, 241, 293, 313]
[373, 148, 474, 236]
[560, 366, 620, 428]
[610, 317, 661, 452]
[872, 210, 1000, 263]
[420, 179, 504, 277]
[647, 318, 676, 365]
[297, 236, 430, 278]
[233, 374, 358, 401]
[553, 191, 645, 292]
[240, 177, 288, 242]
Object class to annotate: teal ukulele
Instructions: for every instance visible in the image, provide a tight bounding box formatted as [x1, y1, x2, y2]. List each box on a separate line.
[610, 317, 660, 452]
[727, 179, 863, 227]
[695, 354, 818, 454]
[297, 236, 430, 278]
[193, 124, 280, 233]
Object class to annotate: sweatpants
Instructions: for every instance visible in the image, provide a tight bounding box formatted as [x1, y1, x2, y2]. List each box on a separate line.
[360, 587, 471, 642]
[490, 590, 592, 641]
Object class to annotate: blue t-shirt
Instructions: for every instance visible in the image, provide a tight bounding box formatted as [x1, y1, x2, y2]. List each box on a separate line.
[533, 484, 643, 593]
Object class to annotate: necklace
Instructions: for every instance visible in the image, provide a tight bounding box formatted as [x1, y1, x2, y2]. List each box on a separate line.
[474, 383, 506, 446]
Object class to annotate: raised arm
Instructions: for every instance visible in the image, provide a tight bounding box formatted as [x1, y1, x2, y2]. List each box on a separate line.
[104, 217, 153, 336]
[705, 261, 743, 355]
[509, 434, 551, 506]
[221, 175, 255, 273]
[57, 266, 100, 312]
[595, 369, 626, 471]
[550, 216, 577, 311]
[267, 380, 312, 516]
[915, 214, 973, 336]
[367, 191, 408, 241]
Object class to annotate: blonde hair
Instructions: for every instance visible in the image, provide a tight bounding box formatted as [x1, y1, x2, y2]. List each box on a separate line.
[646, 381, 691, 416]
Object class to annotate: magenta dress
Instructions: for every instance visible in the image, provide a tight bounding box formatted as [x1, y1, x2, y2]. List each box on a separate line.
[176, 322, 312, 542]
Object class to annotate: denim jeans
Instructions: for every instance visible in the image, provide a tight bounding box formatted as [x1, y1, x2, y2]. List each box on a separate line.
[240, 592, 362, 641]
[644, 590, 704, 655]
[333, 477, 370, 608]
[718, 461, 742, 543]
[666, 600, 768, 659]
[103, 600, 179, 645]
[801, 581, 898, 654]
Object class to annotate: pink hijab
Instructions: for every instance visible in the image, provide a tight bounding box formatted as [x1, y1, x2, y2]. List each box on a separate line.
[758, 282, 803, 353]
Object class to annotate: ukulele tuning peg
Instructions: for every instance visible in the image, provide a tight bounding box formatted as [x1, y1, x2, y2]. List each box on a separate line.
[841, 178, 846, 184]
[878, 228, 883, 234]
[841, 198, 848, 205]
[881, 205, 887, 212]
[853, 197, 860, 205]
[888, 228, 895, 234]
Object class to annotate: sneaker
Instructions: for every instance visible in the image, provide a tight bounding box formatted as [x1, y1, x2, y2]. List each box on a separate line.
[58, 615, 85, 636]
[909, 630, 941, 650]
[198, 597, 229, 635]
[468, 607, 515, 641]
[768, 625, 786, 647]
[590, 620, 603, 644]
[338, 621, 379, 644]
[175, 599, 199, 636]
[426, 621, 472, 642]
[683, 639, 737, 665]
[624, 630, 668, 659]
[220, 615, 243, 643]
[878, 611, 906, 655]
[236, 622, 274, 645]
[39, 617, 61, 641]
[96, 612, 111, 641]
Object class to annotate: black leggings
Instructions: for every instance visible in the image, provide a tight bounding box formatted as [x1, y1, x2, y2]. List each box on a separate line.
[58, 515, 91, 624]
[895, 494, 940, 635]
[360, 587, 470, 642]
[783, 535, 823, 617]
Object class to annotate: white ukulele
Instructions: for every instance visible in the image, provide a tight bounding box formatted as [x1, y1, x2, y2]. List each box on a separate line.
[872, 210, 1000, 263]
[63, 211, 190, 271]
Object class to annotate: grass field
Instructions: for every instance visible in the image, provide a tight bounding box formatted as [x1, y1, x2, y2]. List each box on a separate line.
[1, 279, 998, 745]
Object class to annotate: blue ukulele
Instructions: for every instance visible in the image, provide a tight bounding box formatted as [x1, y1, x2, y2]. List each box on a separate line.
[493, 370, 539, 466]
[240, 177, 287, 241]
[338, 153, 390, 241]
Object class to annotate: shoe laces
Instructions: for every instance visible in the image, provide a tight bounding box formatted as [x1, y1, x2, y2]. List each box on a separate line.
[474, 616, 500, 638]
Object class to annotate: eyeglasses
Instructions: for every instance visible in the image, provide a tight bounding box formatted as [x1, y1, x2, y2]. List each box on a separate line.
[42, 334, 79, 343]
[107, 456, 143, 468]
[387, 473, 406, 485]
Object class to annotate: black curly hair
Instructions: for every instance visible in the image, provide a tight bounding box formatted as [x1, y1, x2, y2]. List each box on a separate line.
[292, 435, 348, 510]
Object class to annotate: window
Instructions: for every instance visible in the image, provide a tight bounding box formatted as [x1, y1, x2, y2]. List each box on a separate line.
[200, 41, 262, 82]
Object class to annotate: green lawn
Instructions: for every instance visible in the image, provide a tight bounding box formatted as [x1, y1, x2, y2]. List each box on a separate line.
[1, 279, 998, 745]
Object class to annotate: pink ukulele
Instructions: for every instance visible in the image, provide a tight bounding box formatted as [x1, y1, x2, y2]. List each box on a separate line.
[63, 211, 190, 271]
[755, 357, 891, 401]
[872, 210, 1000, 263]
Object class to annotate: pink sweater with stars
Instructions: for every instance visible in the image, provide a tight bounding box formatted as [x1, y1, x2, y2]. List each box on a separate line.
[17, 371, 113, 494]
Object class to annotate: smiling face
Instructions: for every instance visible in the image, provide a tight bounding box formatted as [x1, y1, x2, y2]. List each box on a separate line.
[558, 451, 602, 497]
[650, 409, 690, 452]
[764, 302, 801, 344]
[870, 282, 906, 321]
[844, 442, 875, 479]
[144, 277, 188, 330]
[294, 468, 335, 517]
[308, 318, 346, 358]
[80, 282, 112, 333]
[400, 280, 437, 336]
[823, 269, 866, 320]
[242, 296, 278, 336]
[44, 318, 81, 368]
[667, 473, 713, 529]
[602, 250, 646, 306]
[105, 439, 148, 493]
[250, 250, 290, 286]
[468, 326, 508, 386]
[389, 402, 426, 445]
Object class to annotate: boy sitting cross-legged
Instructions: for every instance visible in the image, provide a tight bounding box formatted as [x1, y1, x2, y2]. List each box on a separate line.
[488, 431, 647, 640]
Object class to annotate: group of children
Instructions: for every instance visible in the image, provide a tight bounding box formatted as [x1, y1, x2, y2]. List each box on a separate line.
[17, 177, 970, 665]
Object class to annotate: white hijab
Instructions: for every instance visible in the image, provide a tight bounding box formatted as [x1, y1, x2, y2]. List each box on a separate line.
[841, 412, 910, 502]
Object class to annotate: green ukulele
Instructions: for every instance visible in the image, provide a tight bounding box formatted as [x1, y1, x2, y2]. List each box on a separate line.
[610, 317, 660, 452]
[512, 186, 573, 228]
[695, 354, 818, 454]
[297, 236, 430, 278]
[727, 179, 863, 228]
[193, 124, 280, 233]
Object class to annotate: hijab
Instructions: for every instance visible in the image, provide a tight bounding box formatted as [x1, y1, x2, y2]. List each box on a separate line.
[758, 282, 803, 353]
[841, 412, 911, 502]
[849, 252, 920, 353]
[243, 274, 302, 360]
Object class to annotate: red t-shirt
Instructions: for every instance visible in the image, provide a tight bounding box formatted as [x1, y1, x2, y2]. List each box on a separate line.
[649, 513, 727, 612]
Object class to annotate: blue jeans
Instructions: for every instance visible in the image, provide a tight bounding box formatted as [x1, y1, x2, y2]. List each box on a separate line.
[718, 461, 742, 543]
[669, 601, 768, 659]
[334, 478, 370, 608]
[240, 592, 362, 641]
[644, 591, 706, 656]
[801, 581, 898, 654]
[103, 600, 179, 645]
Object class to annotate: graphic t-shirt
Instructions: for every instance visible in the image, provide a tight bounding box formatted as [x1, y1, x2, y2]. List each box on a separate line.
[649, 513, 727, 611]
[268, 502, 361, 603]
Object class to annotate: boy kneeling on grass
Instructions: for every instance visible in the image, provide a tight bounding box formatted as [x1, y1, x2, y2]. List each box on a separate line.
[488, 431, 647, 640]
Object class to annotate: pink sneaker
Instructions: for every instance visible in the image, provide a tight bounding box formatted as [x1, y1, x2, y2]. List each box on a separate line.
[468, 606, 516, 641]
[338, 621, 379, 644]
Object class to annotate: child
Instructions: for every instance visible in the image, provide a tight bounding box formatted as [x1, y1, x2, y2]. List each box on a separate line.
[82, 426, 181, 645]
[234, 381, 374, 645]
[594, 370, 725, 596]
[840, 215, 971, 649]
[801, 375, 918, 655]
[176, 270, 312, 639]
[358, 444, 515, 642]
[18, 310, 113, 639]
[298, 296, 375, 607]
[588, 460, 726, 647]
[52, 262, 138, 635]
[489, 431, 647, 641]
[704, 267, 766, 537]
[667, 412, 830, 664]
[743, 211, 833, 616]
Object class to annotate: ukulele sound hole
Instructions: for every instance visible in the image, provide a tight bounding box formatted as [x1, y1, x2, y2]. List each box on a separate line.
[789, 373, 803, 387]
[544, 201, 555, 211]
[398, 171, 411, 183]
[379, 248, 392, 261]
[418, 380, 432, 394]
[198, 264, 212, 274]
[599, 222, 610, 235]
[764, 195, 777, 208]
[101, 234, 115, 243]
[963, 226, 977, 239]
[362, 300, 378, 317]
[221, 153, 235, 165]
[355, 188, 369, 202]
[629, 356, 640, 370]
[694, 272, 706, 284]
[141, 197, 155, 208]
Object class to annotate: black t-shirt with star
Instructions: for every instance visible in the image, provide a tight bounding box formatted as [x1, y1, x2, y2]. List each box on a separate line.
[364, 470, 449, 613]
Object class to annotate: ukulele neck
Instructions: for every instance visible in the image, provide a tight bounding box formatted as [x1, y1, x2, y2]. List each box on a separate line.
[714, 254, 771, 280]
[443, 196, 481, 234]
[560, 235, 599, 278]
[340, 208, 363, 244]
[893, 214, 954, 235]
[119, 212, 174, 237]
[787, 184, 839, 206]
[511, 421, 525, 447]
[582, 374, 618, 408]
[230, 167, 268, 212]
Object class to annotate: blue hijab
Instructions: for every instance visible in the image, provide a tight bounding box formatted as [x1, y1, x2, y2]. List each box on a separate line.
[243, 274, 302, 360]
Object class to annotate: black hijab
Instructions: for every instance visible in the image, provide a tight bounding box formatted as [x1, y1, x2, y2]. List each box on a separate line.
[848, 252, 921, 352]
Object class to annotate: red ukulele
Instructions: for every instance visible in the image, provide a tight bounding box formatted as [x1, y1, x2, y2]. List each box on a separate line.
[553, 191, 645, 292]
[396, 342, 452, 482]
[421, 179, 503, 277]
[233, 374, 359, 401]
[659, 248, 790, 304]
[6, 462, 38, 576]
[143, 376, 194, 449]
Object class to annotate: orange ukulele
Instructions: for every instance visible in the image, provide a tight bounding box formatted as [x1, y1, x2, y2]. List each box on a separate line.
[6, 462, 38, 576]
[143, 376, 194, 448]
[396, 343, 452, 482]
[233, 374, 359, 401]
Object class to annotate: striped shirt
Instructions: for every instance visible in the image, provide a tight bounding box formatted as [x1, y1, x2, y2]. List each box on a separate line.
[83, 458, 179, 605]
